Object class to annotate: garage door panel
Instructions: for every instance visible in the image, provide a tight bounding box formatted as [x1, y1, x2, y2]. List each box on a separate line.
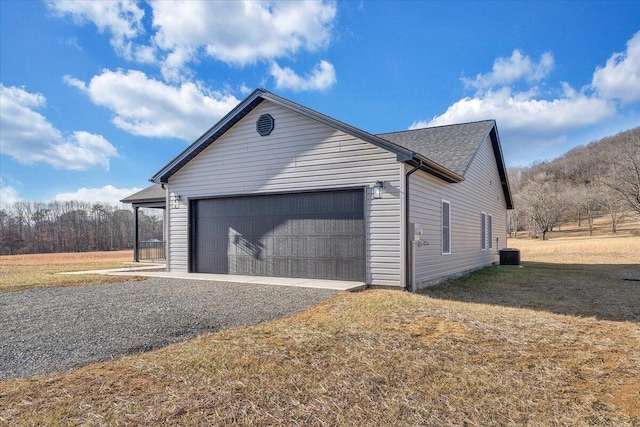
[333, 236, 364, 257]
[271, 258, 291, 277]
[192, 190, 364, 281]
[336, 259, 364, 281]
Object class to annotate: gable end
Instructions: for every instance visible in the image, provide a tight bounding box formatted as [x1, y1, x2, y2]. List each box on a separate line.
[151, 89, 468, 185]
[152, 93, 265, 183]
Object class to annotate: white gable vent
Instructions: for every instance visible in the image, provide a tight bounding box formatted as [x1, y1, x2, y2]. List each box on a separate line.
[256, 114, 274, 136]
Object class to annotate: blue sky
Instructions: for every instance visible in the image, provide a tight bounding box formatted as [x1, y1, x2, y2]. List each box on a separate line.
[1, 1, 639, 206]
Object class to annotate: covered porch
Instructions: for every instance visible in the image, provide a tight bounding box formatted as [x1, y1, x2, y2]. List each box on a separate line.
[120, 184, 166, 262]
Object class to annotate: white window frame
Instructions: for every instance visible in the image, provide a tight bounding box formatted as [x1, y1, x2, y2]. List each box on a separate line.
[488, 214, 493, 249]
[481, 212, 486, 250]
[442, 200, 451, 255]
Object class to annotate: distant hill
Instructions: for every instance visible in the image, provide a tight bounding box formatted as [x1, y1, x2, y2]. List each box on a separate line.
[507, 127, 640, 239]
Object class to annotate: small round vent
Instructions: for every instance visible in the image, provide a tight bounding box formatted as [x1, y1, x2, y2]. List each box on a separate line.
[256, 113, 274, 136]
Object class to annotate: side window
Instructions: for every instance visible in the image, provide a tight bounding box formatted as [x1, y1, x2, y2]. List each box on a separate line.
[488, 214, 493, 249]
[481, 212, 486, 250]
[442, 200, 451, 255]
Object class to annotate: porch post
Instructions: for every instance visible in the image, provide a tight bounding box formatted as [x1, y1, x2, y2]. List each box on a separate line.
[133, 206, 139, 262]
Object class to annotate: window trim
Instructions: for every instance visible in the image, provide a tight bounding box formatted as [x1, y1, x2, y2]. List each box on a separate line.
[488, 214, 493, 249]
[442, 200, 451, 255]
[481, 211, 486, 250]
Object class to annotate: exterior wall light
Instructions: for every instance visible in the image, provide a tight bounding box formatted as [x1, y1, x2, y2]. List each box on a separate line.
[172, 194, 182, 209]
[373, 181, 384, 199]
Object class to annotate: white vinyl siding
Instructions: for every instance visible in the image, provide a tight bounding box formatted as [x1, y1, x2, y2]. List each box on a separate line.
[408, 135, 508, 287]
[442, 200, 451, 255]
[167, 100, 402, 287]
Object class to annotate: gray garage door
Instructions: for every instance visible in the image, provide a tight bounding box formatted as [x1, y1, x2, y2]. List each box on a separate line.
[191, 189, 365, 281]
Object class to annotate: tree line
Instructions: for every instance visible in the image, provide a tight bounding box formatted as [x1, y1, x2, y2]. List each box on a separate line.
[508, 126, 640, 240]
[0, 201, 163, 255]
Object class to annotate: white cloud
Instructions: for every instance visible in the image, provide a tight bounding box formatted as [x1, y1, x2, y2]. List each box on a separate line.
[65, 70, 241, 141]
[270, 60, 337, 92]
[49, 1, 339, 84]
[412, 86, 616, 135]
[55, 131, 119, 169]
[239, 83, 253, 96]
[0, 179, 23, 209]
[47, 0, 147, 61]
[159, 46, 197, 82]
[592, 31, 640, 103]
[151, 0, 337, 77]
[410, 41, 640, 165]
[462, 50, 554, 90]
[55, 185, 143, 206]
[410, 86, 616, 165]
[58, 36, 81, 51]
[0, 84, 118, 170]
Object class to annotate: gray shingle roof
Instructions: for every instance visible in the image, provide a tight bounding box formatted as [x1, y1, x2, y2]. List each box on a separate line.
[120, 183, 165, 204]
[377, 120, 495, 177]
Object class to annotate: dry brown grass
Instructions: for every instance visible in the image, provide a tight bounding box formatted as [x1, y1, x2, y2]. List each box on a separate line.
[1, 241, 639, 426]
[508, 233, 640, 265]
[0, 250, 142, 293]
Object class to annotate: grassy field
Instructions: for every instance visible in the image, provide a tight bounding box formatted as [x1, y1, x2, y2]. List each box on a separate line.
[509, 234, 640, 264]
[1, 236, 639, 425]
[0, 250, 142, 293]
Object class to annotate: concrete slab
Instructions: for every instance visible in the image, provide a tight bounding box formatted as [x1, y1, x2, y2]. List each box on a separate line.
[59, 268, 366, 291]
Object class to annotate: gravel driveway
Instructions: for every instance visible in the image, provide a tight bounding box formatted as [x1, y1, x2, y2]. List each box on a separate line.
[0, 278, 337, 380]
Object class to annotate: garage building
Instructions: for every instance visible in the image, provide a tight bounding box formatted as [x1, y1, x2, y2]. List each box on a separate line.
[136, 88, 512, 291]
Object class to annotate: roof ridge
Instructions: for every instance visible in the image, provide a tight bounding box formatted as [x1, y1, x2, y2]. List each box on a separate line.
[377, 119, 495, 136]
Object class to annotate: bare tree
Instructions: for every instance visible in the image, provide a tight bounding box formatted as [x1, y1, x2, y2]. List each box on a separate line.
[571, 184, 603, 236]
[520, 172, 568, 240]
[506, 167, 525, 237]
[0, 209, 24, 254]
[600, 189, 627, 233]
[597, 128, 640, 216]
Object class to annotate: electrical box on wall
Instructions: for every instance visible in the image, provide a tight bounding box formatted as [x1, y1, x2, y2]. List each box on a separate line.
[410, 223, 423, 242]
